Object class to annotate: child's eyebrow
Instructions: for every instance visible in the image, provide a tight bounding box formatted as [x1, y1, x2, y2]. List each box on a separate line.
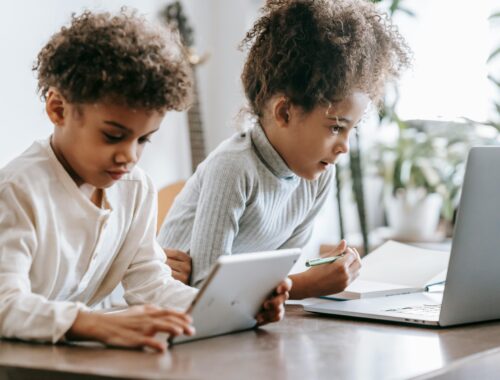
[103, 121, 132, 133]
[326, 115, 351, 126]
[103, 120, 159, 137]
[144, 128, 160, 136]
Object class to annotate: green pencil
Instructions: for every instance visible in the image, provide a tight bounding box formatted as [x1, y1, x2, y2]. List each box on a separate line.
[305, 253, 345, 267]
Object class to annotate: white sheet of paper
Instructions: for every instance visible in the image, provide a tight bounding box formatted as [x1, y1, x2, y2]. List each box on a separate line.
[354, 240, 449, 288]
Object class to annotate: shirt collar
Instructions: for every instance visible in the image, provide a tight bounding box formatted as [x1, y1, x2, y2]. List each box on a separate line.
[250, 123, 296, 180]
[78, 184, 111, 210]
[79, 183, 96, 199]
[43, 137, 112, 213]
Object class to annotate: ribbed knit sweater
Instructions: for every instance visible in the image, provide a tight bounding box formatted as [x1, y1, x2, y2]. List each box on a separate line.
[157, 124, 334, 287]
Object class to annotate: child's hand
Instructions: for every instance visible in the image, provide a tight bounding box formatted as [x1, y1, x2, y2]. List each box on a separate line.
[255, 278, 292, 326]
[164, 248, 192, 284]
[67, 305, 195, 352]
[290, 240, 362, 299]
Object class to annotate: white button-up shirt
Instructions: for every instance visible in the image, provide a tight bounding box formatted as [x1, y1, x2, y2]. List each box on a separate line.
[0, 138, 196, 343]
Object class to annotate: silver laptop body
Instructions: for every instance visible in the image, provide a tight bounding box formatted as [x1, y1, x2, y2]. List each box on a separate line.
[305, 146, 500, 327]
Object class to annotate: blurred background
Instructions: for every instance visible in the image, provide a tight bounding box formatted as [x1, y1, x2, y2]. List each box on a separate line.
[1, 0, 499, 265]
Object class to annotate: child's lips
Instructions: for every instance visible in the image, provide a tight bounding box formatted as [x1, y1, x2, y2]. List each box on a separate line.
[106, 170, 128, 180]
[319, 162, 329, 170]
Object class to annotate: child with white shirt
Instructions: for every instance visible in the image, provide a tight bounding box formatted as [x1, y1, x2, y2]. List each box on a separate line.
[0, 9, 290, 352]
[159, 0, 411, 296]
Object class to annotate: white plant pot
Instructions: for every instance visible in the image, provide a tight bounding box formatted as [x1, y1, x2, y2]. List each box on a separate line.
[385, 188, 443, 241]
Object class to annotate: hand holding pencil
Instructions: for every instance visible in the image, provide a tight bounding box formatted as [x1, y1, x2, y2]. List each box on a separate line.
[306, 253, 346, 267]
[300, 240, 362, 297]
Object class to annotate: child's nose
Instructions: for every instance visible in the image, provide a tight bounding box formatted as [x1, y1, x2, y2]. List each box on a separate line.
[334, 138, 349, 155]
[115, 143, 138, 164]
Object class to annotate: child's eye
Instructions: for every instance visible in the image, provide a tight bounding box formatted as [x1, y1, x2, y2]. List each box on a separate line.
[138, 136, 152, 145]
[103, 132, 124, 143]
[329, 125, 343, 135]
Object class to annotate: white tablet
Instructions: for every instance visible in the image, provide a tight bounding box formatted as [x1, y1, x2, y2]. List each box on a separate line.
[170, 248, 300, 344]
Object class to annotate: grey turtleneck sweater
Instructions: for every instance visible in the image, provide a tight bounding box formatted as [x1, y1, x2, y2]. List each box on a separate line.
[157, 124, 334, 287]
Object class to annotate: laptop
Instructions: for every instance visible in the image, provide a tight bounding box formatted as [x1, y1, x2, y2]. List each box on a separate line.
[305, 146, 500, 327]
[170, 248, 300, 344]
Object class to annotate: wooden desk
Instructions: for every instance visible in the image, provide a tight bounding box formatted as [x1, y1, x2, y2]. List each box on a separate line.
[2, 305, 500, 380]
[413, 346, 500, 380]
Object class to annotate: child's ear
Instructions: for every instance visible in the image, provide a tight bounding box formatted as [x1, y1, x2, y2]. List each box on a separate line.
[273, 97, 290, 128]
[45, 89, 66, 127]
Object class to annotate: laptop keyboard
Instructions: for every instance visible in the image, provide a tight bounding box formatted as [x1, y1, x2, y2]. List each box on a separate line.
[385, 304, 441, 317]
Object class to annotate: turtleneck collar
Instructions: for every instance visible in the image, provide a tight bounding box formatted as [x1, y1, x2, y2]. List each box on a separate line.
[250, 123, 297, 180]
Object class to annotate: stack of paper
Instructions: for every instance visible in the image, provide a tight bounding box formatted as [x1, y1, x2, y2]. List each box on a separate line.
[324, 240, 449, 300]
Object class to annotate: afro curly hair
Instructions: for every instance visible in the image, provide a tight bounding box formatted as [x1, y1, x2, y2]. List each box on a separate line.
[241, 0, 412, 117]
[34, 9, 192, 112]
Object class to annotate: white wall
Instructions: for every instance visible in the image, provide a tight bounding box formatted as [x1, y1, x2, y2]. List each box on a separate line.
[395, 0, 497, 122]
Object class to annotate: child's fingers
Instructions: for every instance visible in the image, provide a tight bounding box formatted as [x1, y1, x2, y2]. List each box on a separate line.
[256, 302, 285, 325]
[338, 249, 356, 266]
[351, 247, 362, 261]
[141, 337, 167, 352]
[147, 308, 193, 323]
[159, 314, 195, 335]
[152, 318, 194, 337]
[169, 261, 191, 275]
[106, 330, 167, 352]
[347, 248, 362, 270]
[256, 287, 289, 325]
[349, 258, 361, 272]
[120, 304, 168, 317]
[135, 335, 168, 352]
[263, 292, 288, 311]
[332, 239, 347, 255]
[170, 267, 191, 284]
[165, 251, 192, 284]
[275, 278, 292, 294]
[167, 256, 191, 270]
[256, 310, 283, 325]
[164, 248, 191, 262]
[320, 240, 347, 258]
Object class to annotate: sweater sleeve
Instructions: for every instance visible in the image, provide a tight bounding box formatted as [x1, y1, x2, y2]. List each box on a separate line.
[279, 168, 334, 250]
[188, 155, 248, 288]
[121, 177, 197, 311]
[0, 184, 88, 343]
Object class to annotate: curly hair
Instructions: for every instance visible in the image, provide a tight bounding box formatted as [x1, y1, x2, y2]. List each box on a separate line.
[34, 9, 192, 112]
[241, 0, 412, 117]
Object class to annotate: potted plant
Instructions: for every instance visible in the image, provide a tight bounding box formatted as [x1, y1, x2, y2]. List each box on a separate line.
[373, 118, 499, 241]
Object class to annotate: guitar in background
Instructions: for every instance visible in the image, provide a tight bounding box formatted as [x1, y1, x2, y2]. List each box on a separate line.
[161, 1, 209, 173]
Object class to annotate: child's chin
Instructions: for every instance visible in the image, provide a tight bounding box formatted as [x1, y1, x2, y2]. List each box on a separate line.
[102, 178, 120, 188]
[101, 181, 117, 188]
[297, 171, 321, 181]
[87, 178, 116, 189]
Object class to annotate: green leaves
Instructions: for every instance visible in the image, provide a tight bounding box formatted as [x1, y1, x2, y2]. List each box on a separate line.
[488, 11, 500, 21]
[369, 0, 416, 17]
[487, 46, 500, 63]
[373, 119, 499, 221]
